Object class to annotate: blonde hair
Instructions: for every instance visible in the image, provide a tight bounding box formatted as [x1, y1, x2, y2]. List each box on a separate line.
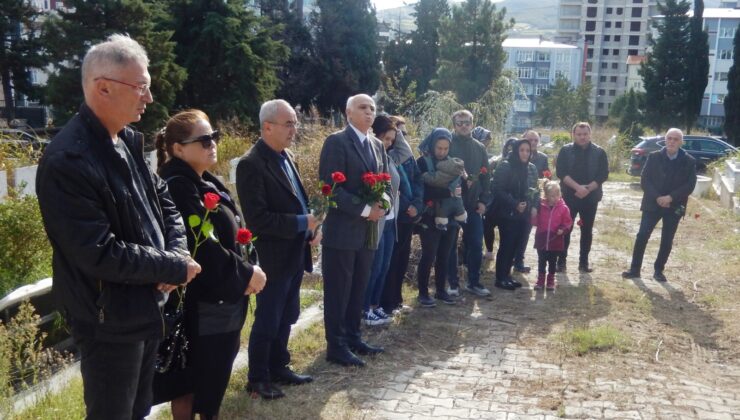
[543, 180, 561, 196]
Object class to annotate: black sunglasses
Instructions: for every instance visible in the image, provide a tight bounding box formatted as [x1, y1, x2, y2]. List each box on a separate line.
[180, 130, 221, 148]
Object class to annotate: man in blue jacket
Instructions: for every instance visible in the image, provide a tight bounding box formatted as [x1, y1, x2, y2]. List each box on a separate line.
[622, 128, 697, 282]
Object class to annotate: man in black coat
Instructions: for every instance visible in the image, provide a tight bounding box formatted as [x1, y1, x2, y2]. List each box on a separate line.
[622, 128, 697, 282]
[555, 122, 609, 273]
[237, 99, 320, 399]
[36, 35, 200, 419]
[319, 94, 390, 367]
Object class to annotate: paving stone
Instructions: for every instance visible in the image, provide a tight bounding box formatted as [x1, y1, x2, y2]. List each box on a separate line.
[693, 410, 734, 420]
[452, 398, 491, 411]
[603, 409, 641, 419]
[418, 396, 454, 408]
[431, 406, 471, 418]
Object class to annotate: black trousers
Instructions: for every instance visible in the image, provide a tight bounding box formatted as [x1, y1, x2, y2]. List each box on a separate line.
[495, 218, 527, 282]
[322, 246, 374, 353]
[248, 268, 303, 382]
[483, 212, 499, 253]
[537, 249, 559, 274]
[76, 336, 158, 420]
[629, 209, 681, 274]
[380, 221, 414, 313]
[514, 221, 533, 268]
[561, 197, 599, 266]
[416, 225, 456, 297]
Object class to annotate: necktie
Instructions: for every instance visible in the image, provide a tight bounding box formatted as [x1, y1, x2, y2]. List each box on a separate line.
[362, 139, 376, 172]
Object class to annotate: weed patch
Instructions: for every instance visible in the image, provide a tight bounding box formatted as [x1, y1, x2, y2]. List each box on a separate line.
[556, 324, 631, 356]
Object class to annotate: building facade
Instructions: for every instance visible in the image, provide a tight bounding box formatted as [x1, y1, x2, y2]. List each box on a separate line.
[503, 38, 583, 134]
[556, 0, 659, 118]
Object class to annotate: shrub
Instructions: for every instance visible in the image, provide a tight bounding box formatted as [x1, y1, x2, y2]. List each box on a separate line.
[0, 195, 52, 295]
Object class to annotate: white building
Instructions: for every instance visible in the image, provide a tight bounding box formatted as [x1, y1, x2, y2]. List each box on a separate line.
[503, 38, 583, 134]
[625, 54, 646, 92]
[557, 0, 659, 118]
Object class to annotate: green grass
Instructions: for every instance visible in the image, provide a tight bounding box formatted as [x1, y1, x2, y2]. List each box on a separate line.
[556, 325, 631, 356]
[11, 377, 85, 420]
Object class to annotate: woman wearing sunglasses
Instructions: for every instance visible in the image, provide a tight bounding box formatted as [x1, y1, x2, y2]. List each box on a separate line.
[152, 109, 267, 419]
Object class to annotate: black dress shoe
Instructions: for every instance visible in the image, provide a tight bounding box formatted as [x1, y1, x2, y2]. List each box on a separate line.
[271, 368, 314, 385]
[621, 270, 640, 279]
[494, 279, 516, 290]
[578, 264, 593, 273]
[246, 381, 285, 400]
[653, 271, 667, 282]
[349, 341, 384, 356]
[509, 279, 523, 288]
[326, 350, 366, 367]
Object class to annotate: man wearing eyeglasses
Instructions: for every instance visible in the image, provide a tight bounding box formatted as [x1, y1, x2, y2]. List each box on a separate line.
[237, 99, 319, 399]
[447, 110, 492, 297]
[36, 35, 200, 419]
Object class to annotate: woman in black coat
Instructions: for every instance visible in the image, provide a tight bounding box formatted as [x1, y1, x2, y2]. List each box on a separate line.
[152, 109, 266, 419]
[491, 139, 540, 290]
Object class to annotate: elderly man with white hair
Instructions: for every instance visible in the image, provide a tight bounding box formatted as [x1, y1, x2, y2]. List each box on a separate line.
[36, 34, 200, 419]
[622, 128, 697, 282]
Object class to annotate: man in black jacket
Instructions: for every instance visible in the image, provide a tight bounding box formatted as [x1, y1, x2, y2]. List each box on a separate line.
[622, 128, 697, 282]
[238, 99, 320, 399]
[555, 122, 609, 273]
[36, 35, 200, 420]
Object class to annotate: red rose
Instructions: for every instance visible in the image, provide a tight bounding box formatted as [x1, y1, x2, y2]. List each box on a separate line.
[577, 218, 584, 227]
[203, 192, 221, 211]
[426, 200, 434, 207]
[543, 169, 552, 179]
[236, 228, 253, 244]
[379, 172, 391, 182]
[694, 213, 700, 219]
[331, 171, 347, 183]
[362, 172, 377, 186]
[321, 184, 332, 196]
[480, 166, 488, 175]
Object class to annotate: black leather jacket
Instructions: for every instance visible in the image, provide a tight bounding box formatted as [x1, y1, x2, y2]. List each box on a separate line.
[36, 104, 189, 342]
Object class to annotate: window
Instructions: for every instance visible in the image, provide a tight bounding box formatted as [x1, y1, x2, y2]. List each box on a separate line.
[720, 27, 737, 38]
[600, 75, 607, 82]
[628, 49, 638, 55]
[514, 99, 531, 112]
[603, 49, 610, 56]
[587, 7, 597, 17]
[536, 51, 550, 61]
[606, 7, 613, 14]
[633, 0, 643, 3]
[617, 7, 623, 15]
[524, 84, 534, 94]
[604, 35, 611, 42]
[536, 84, 549, 95]
[597, 102, 604, 109]
[720, 49, 735, 60]
[557, 52, 571, 63]
[631, 7, 642, 18]
[712, 94, 726, 104]
[588, 0, 597, 3]
[601, 62, 608, 69]
[716, 72, 729, 81]
[629, 35, 640, 46]
[605, 21, 612, 28]
[616, 22, 622, 28]
[613, 49, 619, 56]
[598, 89, 606, 95]
[614, 35, 621, 42]
[587, 48, 594, 58]
[631, 22, 641, 32]
[517, 50, 534, 62]
[585, 75, 592, 82]
[585, 35, 595, 44]
[586, 21, 596, 31]
[610, 76, 617, 82]
[536, 68, 550, 79]
[612, 63, 619, 69]
[555, 70, 568, 79]
[586, 62, 593, 71]
[518, 67, 533, 78]
[609, 89, 616, 96]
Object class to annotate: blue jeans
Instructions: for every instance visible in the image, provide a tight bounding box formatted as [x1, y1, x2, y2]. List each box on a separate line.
[447, 211, 483, 289]
[364, 221, 396, 311]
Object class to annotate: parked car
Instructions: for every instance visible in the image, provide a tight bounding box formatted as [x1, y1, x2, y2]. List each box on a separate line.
[627, 135, 737, 176]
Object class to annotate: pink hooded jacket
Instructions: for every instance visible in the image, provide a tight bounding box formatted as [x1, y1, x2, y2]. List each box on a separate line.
[533, 198, 573, 251]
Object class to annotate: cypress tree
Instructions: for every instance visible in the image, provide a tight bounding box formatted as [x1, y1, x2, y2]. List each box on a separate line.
[685, 0, 709, 133]
[724, 24, 740, 147]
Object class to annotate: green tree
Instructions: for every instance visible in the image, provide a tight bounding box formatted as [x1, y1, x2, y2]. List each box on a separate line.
[0, 0, 46, 126]
[312, 0, 381, 113]
[639, 0, 691, 132]
[410, 0, 449, 96]
[724, 24, 740, 147]
[41, 0, 186, 136]
[609, 89, 645, 140]
[432, 0, 513, 104]
[535, 77, 591, 129]
[170, 0, 287, 125]
[685, 0, 709, 133]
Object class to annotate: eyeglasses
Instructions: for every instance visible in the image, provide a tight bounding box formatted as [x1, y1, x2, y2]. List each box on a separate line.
[179, 131, 221, 148]
[454, 120, 472, 127]
[94, 77, 151, 96]
[268, 120, 301, 130]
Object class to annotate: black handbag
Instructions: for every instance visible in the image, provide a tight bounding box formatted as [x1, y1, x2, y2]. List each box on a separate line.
[154, 287, 189, 373]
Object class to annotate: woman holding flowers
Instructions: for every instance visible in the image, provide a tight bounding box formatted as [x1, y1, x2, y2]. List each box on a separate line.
[152, 109, 266, 419]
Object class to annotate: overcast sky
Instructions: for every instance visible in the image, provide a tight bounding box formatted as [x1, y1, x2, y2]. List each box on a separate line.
[373, 0, 418, 10]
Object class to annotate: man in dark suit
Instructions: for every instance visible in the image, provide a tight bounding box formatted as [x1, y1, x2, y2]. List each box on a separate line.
[237, 99, 320, 399]
[622, 128, 697, 283]
[319, 94, 390, 367]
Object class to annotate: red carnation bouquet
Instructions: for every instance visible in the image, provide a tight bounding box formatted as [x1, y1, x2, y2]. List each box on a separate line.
[310, 171, 346, 221]
[356, 171, 392, 247]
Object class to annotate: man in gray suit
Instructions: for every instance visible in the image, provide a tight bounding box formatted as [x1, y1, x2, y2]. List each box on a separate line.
[319, 94, 389, 367]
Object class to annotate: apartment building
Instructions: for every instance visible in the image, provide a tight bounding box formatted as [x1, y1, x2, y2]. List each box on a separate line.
[503, 38, 583, 133]
[556, 0, 659, 118]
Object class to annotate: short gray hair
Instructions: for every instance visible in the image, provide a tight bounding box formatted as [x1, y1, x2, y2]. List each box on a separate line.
[259, 99, 293, 125]
[665, 127, 683, 139]
[81, 34, 149, 85]
[346, 94, 374, 111]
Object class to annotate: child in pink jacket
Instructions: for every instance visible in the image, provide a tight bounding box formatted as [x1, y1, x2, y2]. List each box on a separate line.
[533, 182, 573, 290]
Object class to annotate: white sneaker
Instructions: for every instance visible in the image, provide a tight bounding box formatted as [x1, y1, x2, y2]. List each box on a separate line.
[446, 287, 460, 297]
[363, 310, 385, 326]
[373, 307, 393, 324]
[465, 285, 491, 297]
